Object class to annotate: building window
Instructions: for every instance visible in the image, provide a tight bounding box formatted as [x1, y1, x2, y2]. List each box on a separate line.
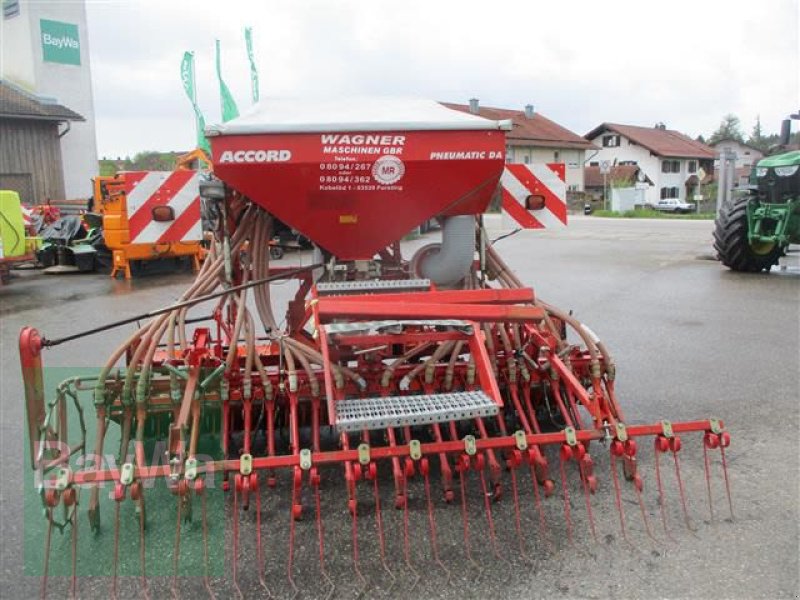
[687, 160, 697, 173]
[589, 161, 599, 167]
[3, 0, 20, 18]
[662, 159, 680, 173]
[523, 155, 530, 164]
[660, 187, 679, 200]
[619, 160, 638, 166]
[554, 151, 560, 162]
[602, 134, 620, 147]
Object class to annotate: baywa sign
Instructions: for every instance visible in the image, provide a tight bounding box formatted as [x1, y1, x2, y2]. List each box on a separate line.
[40, 19, 80, 66]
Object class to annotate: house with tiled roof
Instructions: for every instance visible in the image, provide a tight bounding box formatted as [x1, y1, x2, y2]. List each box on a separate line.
[444, 100, 597, 191]
[584, 122, 715, 207]
[0, 79, 85, 203]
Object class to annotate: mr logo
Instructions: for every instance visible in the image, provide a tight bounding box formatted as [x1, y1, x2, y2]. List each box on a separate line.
[372, 155, 405, 185]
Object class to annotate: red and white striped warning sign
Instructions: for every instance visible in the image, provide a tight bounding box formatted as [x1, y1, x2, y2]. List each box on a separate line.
[500, 163, 567, 229]
[123, 171, 202, 244]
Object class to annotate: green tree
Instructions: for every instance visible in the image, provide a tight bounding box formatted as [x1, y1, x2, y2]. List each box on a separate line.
[748, 115, 769, 152]
[708, 114, 745, 144]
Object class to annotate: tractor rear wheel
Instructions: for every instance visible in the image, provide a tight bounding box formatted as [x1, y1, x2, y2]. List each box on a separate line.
[713, 195, 782, 272]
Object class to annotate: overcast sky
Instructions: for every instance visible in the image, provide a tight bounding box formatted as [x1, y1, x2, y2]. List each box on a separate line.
[86, 0, 799, 158]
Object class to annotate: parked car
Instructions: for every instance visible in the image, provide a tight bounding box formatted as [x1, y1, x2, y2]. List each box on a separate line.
[654, 199, 694, 214]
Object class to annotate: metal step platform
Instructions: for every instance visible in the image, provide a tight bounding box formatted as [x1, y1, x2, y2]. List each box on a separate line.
[335, 390, 498, 432]
[316, 278, 431, 295]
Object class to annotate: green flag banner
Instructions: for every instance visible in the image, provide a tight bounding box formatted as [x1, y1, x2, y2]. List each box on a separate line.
[179, 51, 211, 154]
[244, 27, 259, 104]
[215, 39, 240, 122]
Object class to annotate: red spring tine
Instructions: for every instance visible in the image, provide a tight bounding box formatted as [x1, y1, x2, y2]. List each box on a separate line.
[111, 500, 120, 600]
[348, 468, 367, 598]
[70, 500, 78, 600]
[422, 460, 451, 583]
[401, 473, 420, 590]
[138, 495, 149, 600]
[232, 481, 243, 600]
[609, 454, 631, 546]
[199, 483, 216, 600]
[527, 461, 553, 552]
[670, 440, 695, 532]
[41, 508, 53, 600]
[558, 453, 574, 545]
[633, 476, 659, 544]
[577, 458, 598, 543]
[312, 474, 335, 600]
[654, 443, 676, 543]
[719, 438, 735, 520]
[253, 474, 273, 598]
[477, 457, 500, 560]
[702, 441, 715, 522]
[171, 492, 183, 600]
[509, 465, 530, 562]
[372, 470, 397, 594]
[287, 468, 301, 600]
[457, 464, 483, 580]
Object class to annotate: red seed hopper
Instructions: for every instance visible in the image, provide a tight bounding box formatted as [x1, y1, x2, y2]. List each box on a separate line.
[21, 97, 732, 598]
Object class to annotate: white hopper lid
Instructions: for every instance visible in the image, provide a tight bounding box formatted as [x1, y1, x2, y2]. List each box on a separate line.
[205, 96, 512, 135]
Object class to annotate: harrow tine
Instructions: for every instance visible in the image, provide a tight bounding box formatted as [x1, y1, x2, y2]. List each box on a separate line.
[702, 442, 715, 522]
[41, 507, 53, 600]
[509, 462, 531, 563]
[654, 441, 677, 543]
[558, 453, 574, 545]
[253, 475, 272, 599]
[422, 459, 451, 584]
[609, 454, 632, 546]
[312, 473, 335, 600]
[720, 443, 734, 520]
[231, 481, 243, 600]
[349, 478, 368, 599]
[401, 471, 421, 590]
[69, 502, 78, 599]
[448, 422, 483, 581]
[477, 459, 500, 559]
[287, 470, 301, 600]
[372, 469, 397, 595]
[671, 445, 695, 532]
[199, 482, 216, 599]
[110, 492, 121, 599]
[138, 495, 149, 600]
[171, 492, 183, 600]
[457, 462, 484, 581]
[577, 459, 598, 543]
[527, 462, 553, 552]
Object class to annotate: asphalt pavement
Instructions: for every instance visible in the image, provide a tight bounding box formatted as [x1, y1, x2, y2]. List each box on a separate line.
[1, 215, 797, 599]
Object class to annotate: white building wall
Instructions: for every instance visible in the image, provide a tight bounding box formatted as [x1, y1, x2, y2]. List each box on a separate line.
[587, 133, 703, 205]
[712, 140, 763, 169]
[1, 0, 98, 199]
[507, 146, 586, 191]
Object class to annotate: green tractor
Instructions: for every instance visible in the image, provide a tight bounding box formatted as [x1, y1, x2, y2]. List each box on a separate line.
[714, 118, 800, 272]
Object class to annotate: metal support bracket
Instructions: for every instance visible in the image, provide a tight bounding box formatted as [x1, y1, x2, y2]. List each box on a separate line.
[660, 420, 674, 438]
[564, 426, 578, 446]
[184, 458, 198, 480]
[514, 430, 528, 451]
[54, 467, 71, 492]
[464, 435, 477, 456]
[409, 439, 422, 461]
[615, 422, 628, 442]
[299, 449, 312, 471]
[240, 453, 253, 476]
[357, 443, 371, 466]
[709, 419, 723, 435]
[120, 462, 134, 486]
